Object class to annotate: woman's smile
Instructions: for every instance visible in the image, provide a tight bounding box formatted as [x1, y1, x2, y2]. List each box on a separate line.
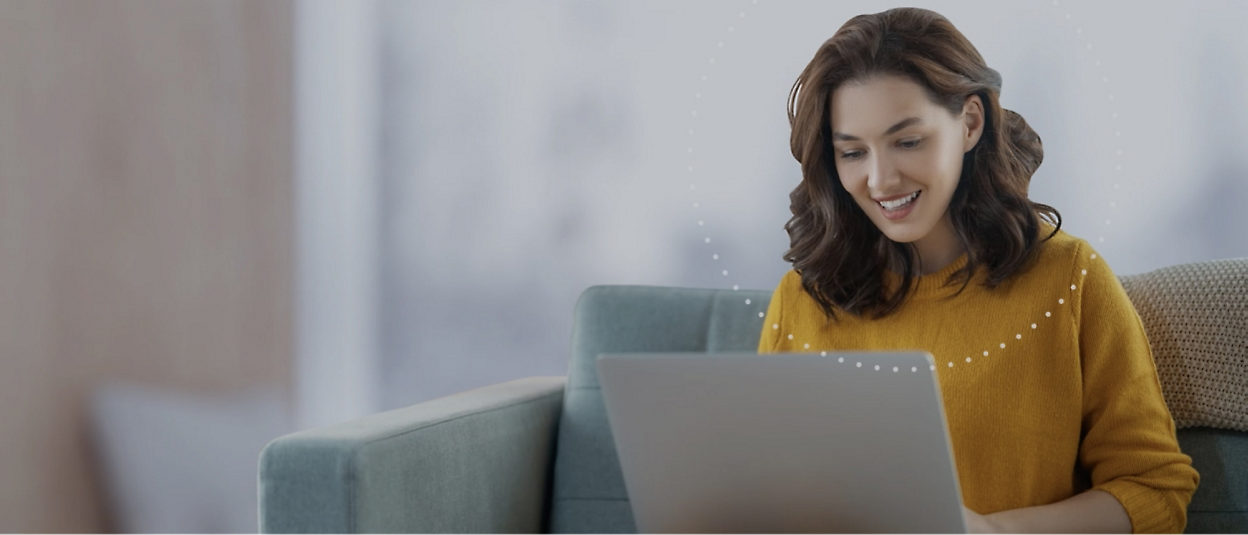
[877, 190, 921, 220]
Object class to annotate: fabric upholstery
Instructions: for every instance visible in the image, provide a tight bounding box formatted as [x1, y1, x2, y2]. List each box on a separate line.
[549, 286, 769, 533]
[1119, 258, 1248, 431]
[259, 376, 564, 533]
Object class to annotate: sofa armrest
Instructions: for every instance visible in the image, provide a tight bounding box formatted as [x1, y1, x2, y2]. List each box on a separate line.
[259, 376, 566, 534]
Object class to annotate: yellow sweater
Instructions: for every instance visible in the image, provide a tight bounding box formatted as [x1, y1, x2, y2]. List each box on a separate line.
[758, 229, 1199, 533]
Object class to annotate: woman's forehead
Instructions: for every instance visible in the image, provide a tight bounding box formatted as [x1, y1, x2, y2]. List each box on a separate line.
[830, 80, 940, 140]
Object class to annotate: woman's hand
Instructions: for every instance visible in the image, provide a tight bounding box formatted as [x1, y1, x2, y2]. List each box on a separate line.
[962, 505, 1002, 534]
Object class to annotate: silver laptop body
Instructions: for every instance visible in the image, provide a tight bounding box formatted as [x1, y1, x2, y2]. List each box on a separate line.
[596, 351, 967, 534]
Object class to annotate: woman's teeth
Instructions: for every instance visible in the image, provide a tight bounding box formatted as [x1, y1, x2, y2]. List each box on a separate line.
[879, 191, 919, 211]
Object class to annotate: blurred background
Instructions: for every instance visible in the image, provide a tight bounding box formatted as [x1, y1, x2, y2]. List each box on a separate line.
[1, 0, 1245, 532]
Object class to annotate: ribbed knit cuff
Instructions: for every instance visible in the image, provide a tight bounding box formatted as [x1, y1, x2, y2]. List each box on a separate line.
[1095, 479, 1182, 534]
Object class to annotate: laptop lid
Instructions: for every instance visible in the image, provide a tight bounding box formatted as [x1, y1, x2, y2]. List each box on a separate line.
[596, 351, 967, 534]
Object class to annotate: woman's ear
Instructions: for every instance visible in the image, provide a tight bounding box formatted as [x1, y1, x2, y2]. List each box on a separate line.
[962, 94, 986, 153]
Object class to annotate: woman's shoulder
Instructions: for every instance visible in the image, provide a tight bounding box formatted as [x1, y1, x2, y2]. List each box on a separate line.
[773, 268, 806, 294]
[767, 269, 819, 312]
[1033, 225, 1095, 269]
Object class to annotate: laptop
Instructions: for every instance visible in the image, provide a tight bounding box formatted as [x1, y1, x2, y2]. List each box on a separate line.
[596, 351, 967, 534]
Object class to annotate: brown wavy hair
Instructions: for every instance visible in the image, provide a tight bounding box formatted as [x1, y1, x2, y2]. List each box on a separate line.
[785, 7, 1061, 321]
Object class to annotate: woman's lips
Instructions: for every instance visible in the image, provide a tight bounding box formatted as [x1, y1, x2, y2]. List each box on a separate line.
[878, 191, 920, 221]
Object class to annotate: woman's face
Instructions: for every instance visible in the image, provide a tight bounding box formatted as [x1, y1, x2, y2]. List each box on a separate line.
[829, 75, 984, 262]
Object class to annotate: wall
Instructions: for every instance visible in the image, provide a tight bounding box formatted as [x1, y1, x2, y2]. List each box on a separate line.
[0, 1, 292, 531]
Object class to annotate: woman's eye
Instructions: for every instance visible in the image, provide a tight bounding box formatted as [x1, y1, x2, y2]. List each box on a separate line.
[840, 140, 919, 159]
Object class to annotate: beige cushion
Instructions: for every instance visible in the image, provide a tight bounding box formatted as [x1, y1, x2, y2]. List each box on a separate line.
[1120, 258, 1248, 431]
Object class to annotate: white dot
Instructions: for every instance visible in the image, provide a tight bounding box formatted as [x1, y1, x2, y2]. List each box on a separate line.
[912, 367, 917, 372]
[1059, 298, 1065, 304]
[1114, 130, 1121, 136]
[693, 202, 699, 208]
[1052, 0, 1058, 5]
[1065, 13, 1071, 19]
[1031, 323, 1037, 329]
[727, 26, 735, 32]
[690, 184, 696, 190]
[948, 362, 954, 367]
[688, 129, 694, 136]
[697, 220, 704, 226]
[874, 365, 880, 371]
[893, 366, 899, 372]
[712, 254, 719, 260]
[695, 92, 702, 99]
[1095, 59, 1101, 66]
[1111, 112, 1118, 118]
[1072, 284, 1078, 290]
[1107, 94, 1114, 101]
[1109, 202, 1116, 208]
[687, 165, 694, 172]
[1082, 269, 1087, 275]
[966, 357, 972, 363]
[787, 334, 793, 340]
[704, 237, 710, 243]
[772, 323, 778, 330]
[1016, 333, 1022, 339]
[1046, 311, 1051, 317]
[758, 312, 764, 318]
[733, 285, 739, 291]
[687, 147, 694, 154]
[1101, 75, 1107, 83]
[708, 58, 715, 65]
[931, 365, 936, 371]
[821, 351, 827, 357]
[1098, 237, 1105, 243]
[804, 343, 810, 349]
[1078, 28, 1084, 35]
[722, 270, 728, 276]
[1000, 343, 1006, 349]
[700, 75, 707, 81]
[1113, 183, 1120, 189]
[1091, 254, 1097, 259]
[983, 351, 989, 356]
[717, 42, 724, 48]
[744, 298, 751, 305]
[739, 11, 745, 18]
[857, 362, 862, 368]
[1086, 43, 1092, 50]
[691, 110, 698, 117]
[839, 357, 845, 363]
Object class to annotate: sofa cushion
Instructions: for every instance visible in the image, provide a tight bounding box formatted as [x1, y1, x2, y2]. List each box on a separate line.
[1177, 427, 1248, 533]
[1120, 258, 1248, 432]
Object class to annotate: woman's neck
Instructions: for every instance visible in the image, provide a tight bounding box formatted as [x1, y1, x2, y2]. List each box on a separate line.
[911, 215, 965, 275]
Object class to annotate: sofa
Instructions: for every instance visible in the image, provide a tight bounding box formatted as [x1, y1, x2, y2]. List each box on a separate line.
[258, 258, 1247, 533]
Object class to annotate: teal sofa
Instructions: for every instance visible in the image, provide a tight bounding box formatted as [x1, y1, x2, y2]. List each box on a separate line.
[259, 259, 1248, 533]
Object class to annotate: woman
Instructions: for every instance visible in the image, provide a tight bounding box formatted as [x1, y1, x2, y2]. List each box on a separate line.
[758, 7, 1198, 534]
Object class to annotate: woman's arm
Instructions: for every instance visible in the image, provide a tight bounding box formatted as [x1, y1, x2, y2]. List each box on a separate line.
[965, 490, 1131, 533]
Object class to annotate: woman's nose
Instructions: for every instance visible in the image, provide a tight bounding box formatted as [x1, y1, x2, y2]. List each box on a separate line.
[866, 155, 901, 192]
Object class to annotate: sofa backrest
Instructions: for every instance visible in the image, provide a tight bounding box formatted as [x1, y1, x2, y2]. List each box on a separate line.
[549, 285, 771, 533]
[550, 261, 1248, 533]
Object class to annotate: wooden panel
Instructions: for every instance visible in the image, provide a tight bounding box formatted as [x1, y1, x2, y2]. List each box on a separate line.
[0, 1, 293, 531]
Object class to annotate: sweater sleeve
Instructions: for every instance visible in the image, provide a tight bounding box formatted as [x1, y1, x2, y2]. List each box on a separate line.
[758, 271, 790, 354]
[1073, 242, 1200, 534]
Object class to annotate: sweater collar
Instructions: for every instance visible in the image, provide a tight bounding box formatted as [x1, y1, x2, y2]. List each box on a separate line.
[881, 251, 973, 300]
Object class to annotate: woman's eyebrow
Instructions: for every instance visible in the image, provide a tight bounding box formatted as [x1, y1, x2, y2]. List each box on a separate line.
[832, 117, 924, 141]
